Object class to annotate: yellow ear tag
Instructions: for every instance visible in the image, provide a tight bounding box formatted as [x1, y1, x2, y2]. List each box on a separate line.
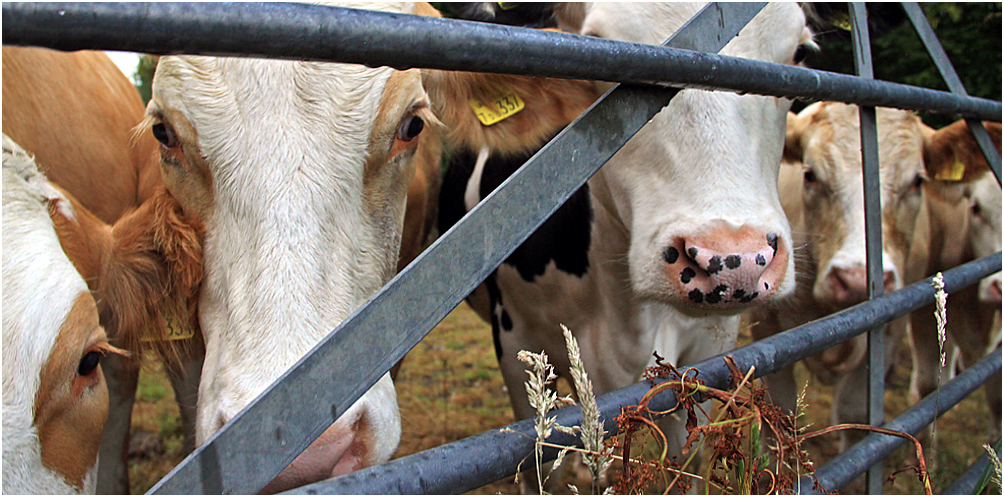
[935, 160, 966, 182]
[468, 92, 525, 126]
[142, 313, 195, 341]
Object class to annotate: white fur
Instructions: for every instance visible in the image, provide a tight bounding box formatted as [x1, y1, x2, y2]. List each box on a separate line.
[968, 174, 1002, 303]
[487, 2, 808, 457]
[150, 3, 418, 484]
[2, 135, 97, 494]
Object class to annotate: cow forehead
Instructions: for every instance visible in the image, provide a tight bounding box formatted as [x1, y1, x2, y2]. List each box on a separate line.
[803, 103, 925, 188]
[2, 144, 89, 411]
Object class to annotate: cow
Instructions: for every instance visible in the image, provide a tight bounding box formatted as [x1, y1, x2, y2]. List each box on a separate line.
[2, 46, 203, 494]
[2, 136, 125, 494]
[143, 2, 528, 490]
[909, 120, 1002, 444]
[436, 3, 812, 478]
[752, 106, 1002, 451]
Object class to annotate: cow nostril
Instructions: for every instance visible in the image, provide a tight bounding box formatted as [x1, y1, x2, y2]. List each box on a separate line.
[662, 246, 680, 264]
[766, 233, 779, 255]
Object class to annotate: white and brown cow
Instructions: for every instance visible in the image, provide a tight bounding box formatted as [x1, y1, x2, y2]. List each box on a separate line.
[909, 120, 1002, 443]
[3, 46, 204, 494]
[752, 103, 937, 450]
[144, 2, 469, 490]
[438, 2, 812, 461]
[2, 136, 124, 494]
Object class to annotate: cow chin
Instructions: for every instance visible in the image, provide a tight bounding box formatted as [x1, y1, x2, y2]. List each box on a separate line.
[259, 374, 400, 494]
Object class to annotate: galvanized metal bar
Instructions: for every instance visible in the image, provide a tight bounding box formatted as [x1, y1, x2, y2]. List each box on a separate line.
[901, 2, 1002, 184]
[146, 4, 761, 493]
[798, 350, 1003, 494]
[849, 3, 886, 493]
[942, 438, 1002, 495]
[2, 2, 1001, 121]
[287, 255, 1001, 494]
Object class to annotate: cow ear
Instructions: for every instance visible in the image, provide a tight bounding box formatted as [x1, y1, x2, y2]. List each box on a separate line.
[924, 120, 1002, 183]
[783, 111, 804, 163]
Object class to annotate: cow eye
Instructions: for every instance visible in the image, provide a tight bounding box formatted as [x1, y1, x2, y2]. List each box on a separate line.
[793, 44, 809, 64]
[804, 169, 818, 186]
[972, 201, 982, 216]
[77, 351, 101, 376]
[152, 122, 178, 148]
[911, 174, 925, 190]
[396, 115, 424, 142]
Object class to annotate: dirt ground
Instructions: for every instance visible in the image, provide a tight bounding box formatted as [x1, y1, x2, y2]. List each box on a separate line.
[128, 302, 998, 494]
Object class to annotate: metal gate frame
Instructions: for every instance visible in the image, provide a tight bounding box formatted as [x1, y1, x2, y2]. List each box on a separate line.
[3, 2, 1000, 494]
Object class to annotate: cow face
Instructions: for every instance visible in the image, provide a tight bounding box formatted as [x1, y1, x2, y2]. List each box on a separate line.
[968, 175, 1002, 304]
[923, 120, 1002, 306]
[559, 3, 809, 311]
[3, 138, 118, 494]
[146, 3, 436, 490]
[785, 102, 928, 309]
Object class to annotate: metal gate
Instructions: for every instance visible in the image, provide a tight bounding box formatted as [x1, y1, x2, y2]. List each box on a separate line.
[3, 2, 1000, 494]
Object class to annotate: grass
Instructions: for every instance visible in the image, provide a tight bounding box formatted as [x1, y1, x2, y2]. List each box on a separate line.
[127, 301, 998, 494]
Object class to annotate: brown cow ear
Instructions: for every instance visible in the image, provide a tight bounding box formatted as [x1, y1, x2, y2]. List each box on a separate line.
[782, 111, 804, 163]
[925, 120, 1002, 183]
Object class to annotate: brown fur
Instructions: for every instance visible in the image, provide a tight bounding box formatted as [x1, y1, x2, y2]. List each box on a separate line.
[924, 120, 1002, 184]
[34, 294, 110, 489]
[422, 70, 599, 154]
[48, 186, 204, 360]
[2, 47, 162, 225]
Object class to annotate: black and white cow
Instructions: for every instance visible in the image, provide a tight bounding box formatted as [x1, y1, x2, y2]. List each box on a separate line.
[438, 2, 813, 457]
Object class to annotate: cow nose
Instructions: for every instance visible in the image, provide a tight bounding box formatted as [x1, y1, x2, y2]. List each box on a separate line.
[664, 226, 788, 308]
[824, 266, 897, 307]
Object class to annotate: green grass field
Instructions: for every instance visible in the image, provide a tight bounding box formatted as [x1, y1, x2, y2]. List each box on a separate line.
[127, 302, 998, 494]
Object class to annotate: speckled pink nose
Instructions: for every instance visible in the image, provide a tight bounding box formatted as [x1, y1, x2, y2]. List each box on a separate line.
[663, 225, 788, 308]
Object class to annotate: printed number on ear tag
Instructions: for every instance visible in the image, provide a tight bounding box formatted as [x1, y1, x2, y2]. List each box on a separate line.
[142, 313, 195, 342]
[468, 92, 525, 126]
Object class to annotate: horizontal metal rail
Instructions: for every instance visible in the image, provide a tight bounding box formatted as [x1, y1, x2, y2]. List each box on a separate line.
[943, 439, 1001, 495]
[798, 350, 1003, 494]
[2, 2, 1001, 121]
[141, 3, 758, 493]
[285, 254, 1001, 494]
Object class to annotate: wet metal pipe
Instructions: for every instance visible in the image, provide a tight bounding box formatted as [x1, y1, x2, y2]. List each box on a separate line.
[2, 2, 1001, 121]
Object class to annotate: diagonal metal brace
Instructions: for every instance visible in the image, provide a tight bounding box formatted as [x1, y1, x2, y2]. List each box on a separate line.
[902, 2, 1002, 184]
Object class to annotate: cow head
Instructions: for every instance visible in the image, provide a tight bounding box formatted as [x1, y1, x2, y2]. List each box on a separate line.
[784, 102, 929, 309]
[924, 120, 1002, 305]
[3, 137, 122, 494]
[557, 3, 811, 311]
[147, 3, 438, 490]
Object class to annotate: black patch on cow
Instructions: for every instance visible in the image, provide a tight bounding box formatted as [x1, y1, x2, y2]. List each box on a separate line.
[724, 255, 742, 270]
[766, 233, 779, 255]
[706, 256, 723, 275]
[706, 284, 728, 304]
[438, 130, 593, 283]
[688, 289, 704, 304]
[732, 289, 746, 300]
[500, 310, 513, 331]
[687, 247, 699, 261]
[681, 267, 696, 284]
[755, 254, 767, 266]
[739, 291, 759, 303]
[663, 246, 679, 264]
